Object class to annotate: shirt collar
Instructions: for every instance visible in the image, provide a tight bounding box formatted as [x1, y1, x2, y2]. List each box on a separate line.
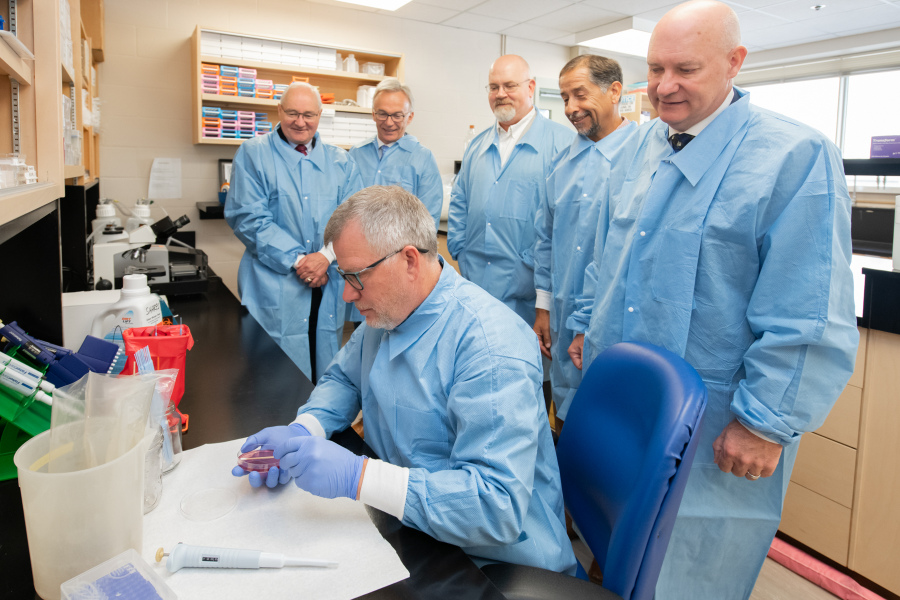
[276, 123, 317, 151]
[669, 87, 734, 138]
[497, 107, 536, 142]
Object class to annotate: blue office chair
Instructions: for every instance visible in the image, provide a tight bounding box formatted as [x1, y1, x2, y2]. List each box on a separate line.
[482, 341, 708, 600]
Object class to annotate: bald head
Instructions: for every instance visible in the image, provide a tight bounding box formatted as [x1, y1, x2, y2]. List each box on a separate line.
[487, 55, 536, 129]
[647, 0, 747, 132]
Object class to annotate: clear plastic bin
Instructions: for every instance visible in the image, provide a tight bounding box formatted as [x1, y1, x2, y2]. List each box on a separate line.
[361, 62, 385, 76]
[60, 548, 177, 600]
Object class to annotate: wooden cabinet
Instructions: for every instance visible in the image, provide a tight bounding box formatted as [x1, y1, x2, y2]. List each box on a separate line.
[621, 91, 657, 124]
[780, 326, 900, 594]
[62, 0, 102, 184]
[190, 26, 403, 148]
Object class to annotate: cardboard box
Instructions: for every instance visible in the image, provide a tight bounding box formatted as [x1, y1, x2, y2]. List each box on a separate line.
[870, 136, 900, 158]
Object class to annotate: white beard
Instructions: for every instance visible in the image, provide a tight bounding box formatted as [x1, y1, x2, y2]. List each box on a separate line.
[493, 104, 516, 123]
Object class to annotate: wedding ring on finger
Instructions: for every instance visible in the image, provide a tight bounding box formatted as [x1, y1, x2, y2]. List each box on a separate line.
[306, 277, 312, 282]
[747, 472, 760, 480]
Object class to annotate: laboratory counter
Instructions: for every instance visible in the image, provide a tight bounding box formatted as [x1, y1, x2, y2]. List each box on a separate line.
[0, 275, 504, 599]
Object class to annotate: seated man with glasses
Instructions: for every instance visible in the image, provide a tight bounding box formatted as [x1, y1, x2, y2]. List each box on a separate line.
[448, 54, 573, 328]
[234, 185, 577, 576]
[226, 81, 362, 382]
[346, 78, 442, 325]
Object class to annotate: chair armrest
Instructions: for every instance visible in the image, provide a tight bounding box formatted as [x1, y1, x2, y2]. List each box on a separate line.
[480, 563, 624, 600]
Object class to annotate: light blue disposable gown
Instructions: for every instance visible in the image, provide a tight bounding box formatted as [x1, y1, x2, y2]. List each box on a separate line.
[346, 134, 443, 322]
[349, 134, 443, 230]
[534, 120, 635, 421]
[297, 259, 577, 574]
[226, 128, 362, 381]
[567, 89, 859, 599]
[448, 112, 574, 324]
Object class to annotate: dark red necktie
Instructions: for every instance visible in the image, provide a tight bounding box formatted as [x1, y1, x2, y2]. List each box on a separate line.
[296, 144, 308, 155]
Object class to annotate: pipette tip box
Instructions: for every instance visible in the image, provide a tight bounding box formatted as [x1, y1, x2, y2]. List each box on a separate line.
[60, 549, 176, 600]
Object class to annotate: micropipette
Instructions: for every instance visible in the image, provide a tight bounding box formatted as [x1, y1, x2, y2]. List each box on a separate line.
[155, 543, 339, 573]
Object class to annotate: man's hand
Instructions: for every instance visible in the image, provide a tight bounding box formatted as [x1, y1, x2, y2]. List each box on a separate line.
[533, 309, 552, 359]
[712, 420, 783, 481]
[568, 334, 585, 370]
[277, 436, 366, 500]
[232, 423, 311, 488]
[296, 253, 330, 288]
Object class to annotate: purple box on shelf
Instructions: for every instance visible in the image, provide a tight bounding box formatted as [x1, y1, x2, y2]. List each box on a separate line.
[870, 136, 900, 158]
[201, 84, 219, 93]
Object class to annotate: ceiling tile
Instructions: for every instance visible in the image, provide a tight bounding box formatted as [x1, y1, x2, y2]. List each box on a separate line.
[468, 0, 576, 23]
[379, 2, 460, 22]
[632, 2, 687, 20]
[501, 22, 570, 42]
[760, 0, 885, 22]
[306, 0, 380, 12]
[742, 21, 831, 48]
[579, 0, 674, 13]
[806, 2, 900, 33]
[442, 11, 519, 33]
[551, 32, 578, 45]
[415, 0, 485, 10]
[524, 3, 626, 33]
[736, 9, 790, 32]
[724, 0, 788, 9]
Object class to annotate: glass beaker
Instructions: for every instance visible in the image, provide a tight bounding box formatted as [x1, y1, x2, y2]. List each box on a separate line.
[144, 428, 163, 513]
[163, 402, 183, 473]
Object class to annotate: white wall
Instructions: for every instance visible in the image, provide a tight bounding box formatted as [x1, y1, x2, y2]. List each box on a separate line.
[101, 0, 645, 295]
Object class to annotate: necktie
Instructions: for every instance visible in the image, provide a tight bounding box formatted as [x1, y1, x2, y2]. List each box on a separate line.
[668, 133, 694, 152]
[380, 144, 390, 159]
[296, 144, 308, 156]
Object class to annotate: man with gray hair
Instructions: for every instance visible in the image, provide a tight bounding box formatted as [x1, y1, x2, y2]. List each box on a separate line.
[226, 81, 361, 382]
[448, 55, 573, 326]
[533, 54, 634, 430]
[234, 185, 577, 576]
[349, 78, 442, 229]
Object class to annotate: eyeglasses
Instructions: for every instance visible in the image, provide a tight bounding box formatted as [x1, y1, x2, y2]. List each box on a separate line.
[373, 110, 409, 123]
[281, 109, 321, 121]
[337, 247, 430, 291]
[485, 79, 532, 94]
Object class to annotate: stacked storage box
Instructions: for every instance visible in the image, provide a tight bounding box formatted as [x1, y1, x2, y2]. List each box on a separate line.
[316, 110, 377, 147]
[201, 107, 272, 140]
[200, 31, 338, 71]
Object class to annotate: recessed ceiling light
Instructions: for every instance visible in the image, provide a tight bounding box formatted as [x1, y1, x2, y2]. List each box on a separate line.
[335, 0, 412, 9]
[576, 17, 655, 58]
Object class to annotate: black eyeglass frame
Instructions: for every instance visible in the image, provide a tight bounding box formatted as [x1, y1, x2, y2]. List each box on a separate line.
[336, 246, 430, 291]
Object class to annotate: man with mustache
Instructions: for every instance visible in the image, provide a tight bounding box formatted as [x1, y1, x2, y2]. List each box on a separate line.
[226, 82, 362, 382]
[448, 55, 573, 327]
[533, 54, 634, 431]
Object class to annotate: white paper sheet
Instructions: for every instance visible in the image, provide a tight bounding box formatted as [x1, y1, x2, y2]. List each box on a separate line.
[142, 439, 410, 599]
[148, 158, 182, 200]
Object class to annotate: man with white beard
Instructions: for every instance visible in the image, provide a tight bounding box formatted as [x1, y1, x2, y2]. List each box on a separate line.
[448, 55, 573, 326]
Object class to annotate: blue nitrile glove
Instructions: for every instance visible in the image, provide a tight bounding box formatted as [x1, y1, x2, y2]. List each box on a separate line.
[232, 423, 310, 488]
[276, 436, 366, 500]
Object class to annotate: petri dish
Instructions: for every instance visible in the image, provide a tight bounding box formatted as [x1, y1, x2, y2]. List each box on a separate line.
[180, 488, 238, 521]
[236, 445, 279, 473]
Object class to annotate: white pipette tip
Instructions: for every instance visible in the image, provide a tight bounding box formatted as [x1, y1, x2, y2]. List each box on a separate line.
[157, 543, 339, 573]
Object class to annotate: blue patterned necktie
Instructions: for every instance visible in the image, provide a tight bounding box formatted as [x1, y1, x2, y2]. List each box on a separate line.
[668, 132, 694, 152]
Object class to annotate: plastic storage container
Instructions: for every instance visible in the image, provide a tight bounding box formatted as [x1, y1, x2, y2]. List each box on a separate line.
[14, 423, 153, 600]
[342, 53, 359, 73]
[361, 61, 385, 76]
[124, 203, 153, 233]
[357, 85, 376, 109]
[60, 548, 177, 600]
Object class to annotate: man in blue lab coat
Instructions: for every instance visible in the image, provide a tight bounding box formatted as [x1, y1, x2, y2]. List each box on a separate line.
[234, 186, 577, 575]
[533, 54, 635, 427]
[448, 54, 574, 325]
[567, 2, 859, 597]
[226, 82, 361, 382]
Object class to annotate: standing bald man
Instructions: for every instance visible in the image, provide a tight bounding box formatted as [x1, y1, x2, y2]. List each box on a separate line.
[566, 2, 858, 597]
[448, 55, 573, 325]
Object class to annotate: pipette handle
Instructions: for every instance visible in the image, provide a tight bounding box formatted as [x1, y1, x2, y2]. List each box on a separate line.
[167, 543, 261, 572]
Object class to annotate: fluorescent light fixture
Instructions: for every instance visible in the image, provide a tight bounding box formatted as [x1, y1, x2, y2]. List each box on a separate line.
[335, 0, 412, 9]
[576, 17, 655, 58]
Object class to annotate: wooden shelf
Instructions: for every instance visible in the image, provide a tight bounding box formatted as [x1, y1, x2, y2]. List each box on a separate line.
[0, 39, 33, 85]
[200, 55, 385, 84]
[197, 136, 351, 150]
[61, 62, 74, 84]
[200, 93, 370, 113]
[64, 164, 85, 179]
[0, 183, 60, 228]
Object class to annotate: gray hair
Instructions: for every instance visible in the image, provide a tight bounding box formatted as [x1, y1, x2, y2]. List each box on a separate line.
[560, 55, 622, 92]
[372, 78, 414, 112]
[325, 186, 438, 258]
[281, 81, 322, 110]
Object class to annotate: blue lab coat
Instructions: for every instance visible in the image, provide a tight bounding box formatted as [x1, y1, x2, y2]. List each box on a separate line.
[346, 134, 444, 322]
[297, 259, 577, 574]
[448, 112, 574, 324]
[567, 89, 859, 599]
[226, 128, 362, 381]
[349, 134, 444, 230]
[534, 120, 636, 421]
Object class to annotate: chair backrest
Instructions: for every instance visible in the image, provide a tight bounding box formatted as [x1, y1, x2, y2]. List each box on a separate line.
[557, 341, 708, 600]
